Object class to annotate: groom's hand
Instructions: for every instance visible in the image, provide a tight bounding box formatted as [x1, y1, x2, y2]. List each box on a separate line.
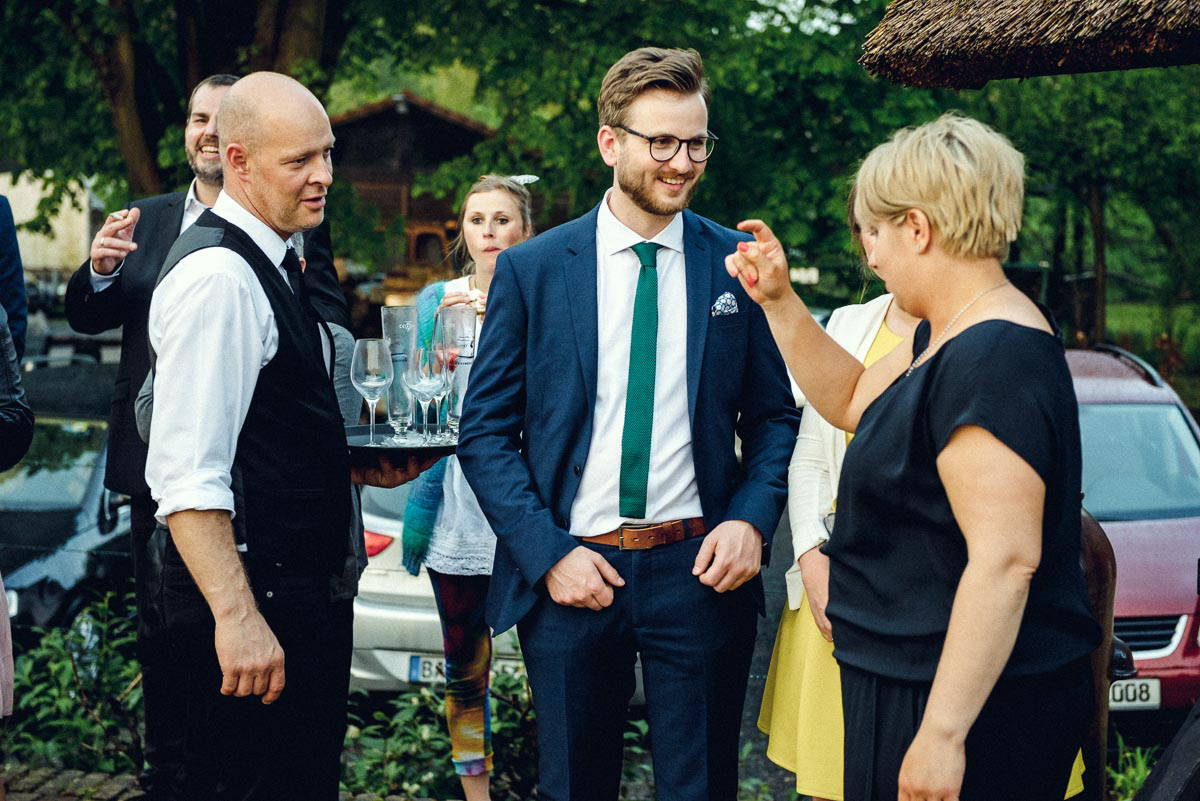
[545, 546, 625, 610]
[693, 520, 763, 592]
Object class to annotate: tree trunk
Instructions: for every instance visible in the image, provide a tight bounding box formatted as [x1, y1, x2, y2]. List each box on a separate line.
[52, 0, 162, 197]
[275, 0, 328, 73]
[1072, 205, 1087, 343]
[1049, 193, 1067, 330]
[1087, 179, 1107, 344]
[250, 0, 284, 72]
[175, 0, 204, 97]
[107, 20, 162, 196]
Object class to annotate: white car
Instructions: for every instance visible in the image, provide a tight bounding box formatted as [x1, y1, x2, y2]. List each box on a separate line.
[350, 483, 523, 691]
[350, 483, 644, 703]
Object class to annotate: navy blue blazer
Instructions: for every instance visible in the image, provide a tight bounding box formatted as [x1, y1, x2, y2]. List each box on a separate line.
[457, 205, 801, 634]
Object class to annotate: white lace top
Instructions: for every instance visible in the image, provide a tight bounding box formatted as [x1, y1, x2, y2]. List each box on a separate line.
[423, 276, 496, 576]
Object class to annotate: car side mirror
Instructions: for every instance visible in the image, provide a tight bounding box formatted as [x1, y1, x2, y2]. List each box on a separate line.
[1110, 636, 1138, 682]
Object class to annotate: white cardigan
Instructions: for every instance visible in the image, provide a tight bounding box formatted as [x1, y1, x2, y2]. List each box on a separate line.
[783, 293, 895, 610]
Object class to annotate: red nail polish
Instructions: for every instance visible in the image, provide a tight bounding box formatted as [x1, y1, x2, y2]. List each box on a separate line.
[738, 242, 748, 252]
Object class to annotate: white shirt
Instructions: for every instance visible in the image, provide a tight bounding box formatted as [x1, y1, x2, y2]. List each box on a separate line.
[90, 180, 208, 292]
[145, 190, 294, 523]
[568, 191, 702, 536]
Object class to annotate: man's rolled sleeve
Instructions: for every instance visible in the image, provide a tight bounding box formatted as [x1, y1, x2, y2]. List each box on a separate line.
[145, 252, 274, 525]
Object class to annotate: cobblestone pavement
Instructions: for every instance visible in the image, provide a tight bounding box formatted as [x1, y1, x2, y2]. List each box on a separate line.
[1, 765, 144, 801]
[0, 764, 448, 801]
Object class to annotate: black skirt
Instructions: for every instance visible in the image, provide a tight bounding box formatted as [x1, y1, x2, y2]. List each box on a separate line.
[840, 658, 1093, 801]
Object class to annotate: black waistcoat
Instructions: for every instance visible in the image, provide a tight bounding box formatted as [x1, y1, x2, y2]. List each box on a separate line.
[157, 209, 351, 578]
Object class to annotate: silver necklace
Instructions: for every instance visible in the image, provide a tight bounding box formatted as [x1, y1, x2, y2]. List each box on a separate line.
[905, 280, 1010, 377]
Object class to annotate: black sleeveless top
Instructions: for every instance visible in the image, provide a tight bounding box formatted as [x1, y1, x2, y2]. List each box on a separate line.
[159, 210, 351, 579]
[824, 315, 1100, 682]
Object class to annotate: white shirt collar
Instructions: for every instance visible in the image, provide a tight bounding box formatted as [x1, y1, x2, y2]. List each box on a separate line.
[596, 188, 684, 258]
[212, 190, 289, 267]
[183, 180, 207, 215]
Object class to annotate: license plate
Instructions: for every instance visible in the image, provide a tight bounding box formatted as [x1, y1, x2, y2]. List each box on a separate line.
[409, 654, 446, 683]
[1109, 678, 1161, 710]
[407, 654, 524, 684]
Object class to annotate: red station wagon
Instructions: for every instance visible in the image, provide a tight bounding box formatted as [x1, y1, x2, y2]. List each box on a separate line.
[1068, 346, 1200, 718]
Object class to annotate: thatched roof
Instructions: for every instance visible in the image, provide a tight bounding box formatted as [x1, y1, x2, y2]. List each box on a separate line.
[860, 0, 1200, 89]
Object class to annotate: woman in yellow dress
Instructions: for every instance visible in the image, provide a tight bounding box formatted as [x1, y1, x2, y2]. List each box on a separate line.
[758, 203, 1085, 801]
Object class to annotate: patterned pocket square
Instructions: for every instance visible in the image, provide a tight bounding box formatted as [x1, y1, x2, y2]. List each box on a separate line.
[711, 291, 739, 316]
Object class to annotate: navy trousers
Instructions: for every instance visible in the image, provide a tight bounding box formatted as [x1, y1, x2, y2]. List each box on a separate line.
[517, 536, 759, 801]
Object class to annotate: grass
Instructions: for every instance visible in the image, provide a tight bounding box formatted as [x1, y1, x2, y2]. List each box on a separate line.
[1108, 733, 1159, 801]
[1103, 301, 1200, 411]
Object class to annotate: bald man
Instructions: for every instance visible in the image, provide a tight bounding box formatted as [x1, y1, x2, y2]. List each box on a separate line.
[144, 72, 428, 800]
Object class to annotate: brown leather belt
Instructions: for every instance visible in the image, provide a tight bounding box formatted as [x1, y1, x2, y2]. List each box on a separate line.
[589, 517, 708, 550]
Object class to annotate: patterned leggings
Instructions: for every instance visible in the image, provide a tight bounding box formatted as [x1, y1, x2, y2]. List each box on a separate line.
[426, 568, 493, 776]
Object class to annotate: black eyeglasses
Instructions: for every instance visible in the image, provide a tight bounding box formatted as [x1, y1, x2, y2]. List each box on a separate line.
[612, 125, 718, 162]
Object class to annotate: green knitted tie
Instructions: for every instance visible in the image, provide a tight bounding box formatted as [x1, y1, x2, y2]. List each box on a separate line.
[619, 241, 661, 518]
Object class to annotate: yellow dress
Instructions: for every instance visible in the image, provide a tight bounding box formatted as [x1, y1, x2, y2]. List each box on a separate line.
[757, 319, 1086, 800]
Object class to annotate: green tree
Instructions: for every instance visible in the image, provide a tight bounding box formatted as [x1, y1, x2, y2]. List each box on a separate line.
[0, 0, 357, 230]
[970, 66, 1200, 341]
[354, 0, 943, 296]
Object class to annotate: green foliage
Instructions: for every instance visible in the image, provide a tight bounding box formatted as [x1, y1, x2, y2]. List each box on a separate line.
[968, 66, 1200, 319]
[352, 0, 945, 298]
[1, 593, 143, 774]
[342, 686, 460, 799]
[0, 1, 362, 223]
[1107, 732, 1158, 801]
[5, 0, 1198, 312]
[342, 663, 540, 800]
[325, 180, 408, 272]
[734, 742, 777, 801]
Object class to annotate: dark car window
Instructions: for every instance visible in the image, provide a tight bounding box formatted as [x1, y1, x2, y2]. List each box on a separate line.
[0, 418, 107, 510]
[1080, 403, 1200, 521]
[360, 483, 412, 521]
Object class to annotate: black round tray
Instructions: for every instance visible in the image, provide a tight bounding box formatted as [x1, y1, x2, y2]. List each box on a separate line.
[345, 423, 456, 466]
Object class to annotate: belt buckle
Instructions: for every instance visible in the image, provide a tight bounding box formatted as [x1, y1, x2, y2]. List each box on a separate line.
[618, 522, 657, 550]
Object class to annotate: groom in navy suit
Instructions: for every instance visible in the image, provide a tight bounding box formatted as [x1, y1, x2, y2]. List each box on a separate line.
[457, 47, 799, 800]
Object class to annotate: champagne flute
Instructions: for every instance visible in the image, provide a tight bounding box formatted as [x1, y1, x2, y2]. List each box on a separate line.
[403, 345, 444, 444]
[381, 305, 418, 443]
[440, 305, 477, 438]
[430, 311, 453, 441]
[351, 338, 393, 445]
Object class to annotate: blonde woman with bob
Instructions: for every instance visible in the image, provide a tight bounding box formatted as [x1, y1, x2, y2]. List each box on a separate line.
[728, 114, 1100, 801]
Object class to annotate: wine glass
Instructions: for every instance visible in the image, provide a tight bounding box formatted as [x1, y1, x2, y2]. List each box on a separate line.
[403, 345, 445, 444]
[430, 312, 453, 441]
[440, 306, 477, 438]
[381, 305, 418, 443]
[350, 338, 393, 445]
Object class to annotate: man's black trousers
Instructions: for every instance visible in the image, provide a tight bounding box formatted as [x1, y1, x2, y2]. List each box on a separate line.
[160, 539, 352, 801]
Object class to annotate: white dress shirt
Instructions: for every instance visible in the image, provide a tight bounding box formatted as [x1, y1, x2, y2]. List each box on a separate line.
[568, 191, 702, 536]
[90, 179, 208, 292]
[145, 191, 293, 523]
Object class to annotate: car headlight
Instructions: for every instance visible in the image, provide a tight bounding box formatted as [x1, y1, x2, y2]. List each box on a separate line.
[4, 589, 16, 618]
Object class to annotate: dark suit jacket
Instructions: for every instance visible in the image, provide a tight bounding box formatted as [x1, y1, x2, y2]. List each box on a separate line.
[65, 192, 347, 496]
[66, 192, 186, 495]
[0, 196, 28, 362]
[456, 205, 801, 633]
